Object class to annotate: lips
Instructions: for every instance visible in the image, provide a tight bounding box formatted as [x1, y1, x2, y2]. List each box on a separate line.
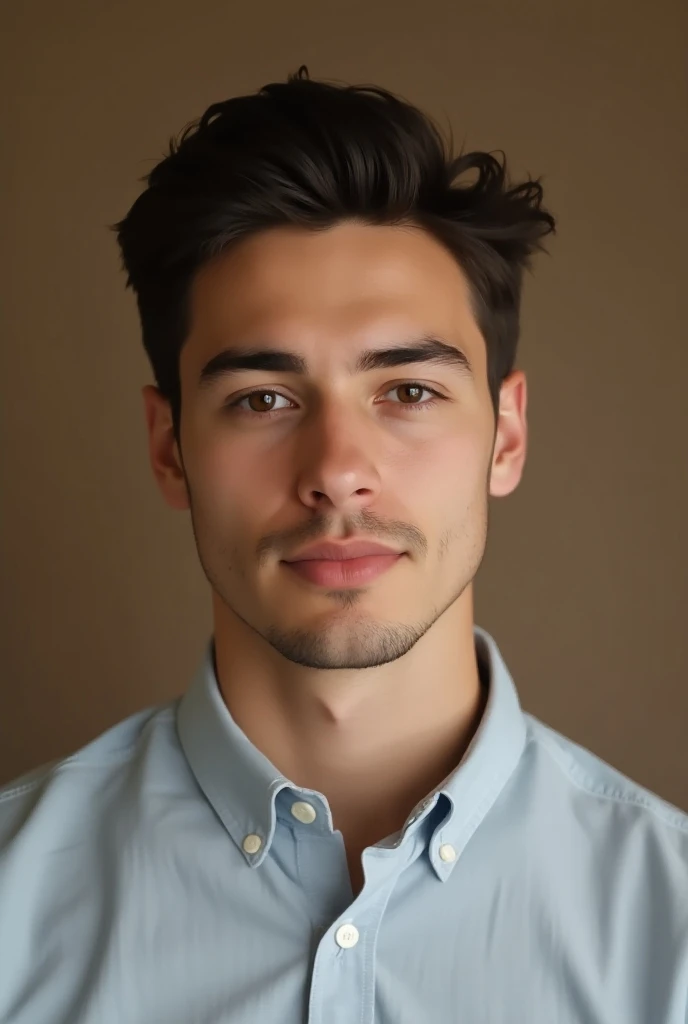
[284, 541, 400, 562]
[283, 552, 403, 587]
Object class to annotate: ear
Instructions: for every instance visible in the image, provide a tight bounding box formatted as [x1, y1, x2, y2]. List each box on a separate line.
[489, 371, 528, 498]
[141, 385, 190, 511]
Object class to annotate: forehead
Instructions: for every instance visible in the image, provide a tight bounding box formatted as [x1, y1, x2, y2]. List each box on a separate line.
[183, 221, 485, 372]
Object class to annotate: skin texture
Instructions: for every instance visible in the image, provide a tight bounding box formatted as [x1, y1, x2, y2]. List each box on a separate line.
[143, 220, 527, 896]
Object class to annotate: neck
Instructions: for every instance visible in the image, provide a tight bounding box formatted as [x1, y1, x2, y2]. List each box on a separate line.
[213, 596, 486, 849]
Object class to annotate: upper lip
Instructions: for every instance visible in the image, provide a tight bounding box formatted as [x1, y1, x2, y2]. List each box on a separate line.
[284, 539, 402, 562]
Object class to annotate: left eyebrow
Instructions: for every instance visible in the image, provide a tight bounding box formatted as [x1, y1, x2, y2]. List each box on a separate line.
[198, 334, 474, 391]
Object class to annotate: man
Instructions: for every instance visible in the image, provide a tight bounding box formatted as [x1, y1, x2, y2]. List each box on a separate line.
[0, 66, 686, 1023]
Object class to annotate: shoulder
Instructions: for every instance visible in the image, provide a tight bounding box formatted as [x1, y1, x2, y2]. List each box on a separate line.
[0, 701, 178, 850]
[524, 712, 688, 864]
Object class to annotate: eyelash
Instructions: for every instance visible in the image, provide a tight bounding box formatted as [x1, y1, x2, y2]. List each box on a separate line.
[225, 383, 448, 418]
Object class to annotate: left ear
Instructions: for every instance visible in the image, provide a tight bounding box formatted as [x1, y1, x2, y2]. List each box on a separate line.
[489, 370, 528, 498]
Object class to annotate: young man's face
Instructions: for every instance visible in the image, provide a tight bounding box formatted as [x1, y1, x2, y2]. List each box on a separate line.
[145, 221, 527, 670]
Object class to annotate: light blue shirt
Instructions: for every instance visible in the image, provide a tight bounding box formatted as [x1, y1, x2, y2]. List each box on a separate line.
[1, 625, 687, 1023]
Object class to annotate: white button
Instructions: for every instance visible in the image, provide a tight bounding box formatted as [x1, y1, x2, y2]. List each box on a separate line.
[291, 801, 317, 824]
[335, 923, 360, 949]
[243, 834, 263, 854]
[439, 843, 456, 862]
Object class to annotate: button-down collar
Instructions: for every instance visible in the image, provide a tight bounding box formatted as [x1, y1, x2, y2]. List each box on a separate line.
[177, 625, 527, 882]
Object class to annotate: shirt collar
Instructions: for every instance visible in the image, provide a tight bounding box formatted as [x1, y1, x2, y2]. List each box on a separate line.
[177, 625, 527, 882]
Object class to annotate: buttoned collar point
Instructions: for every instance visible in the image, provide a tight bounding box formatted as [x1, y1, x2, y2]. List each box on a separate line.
[176, 624, 528, 883]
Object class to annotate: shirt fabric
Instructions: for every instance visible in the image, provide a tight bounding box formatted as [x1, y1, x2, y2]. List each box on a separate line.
[1, 625, 687, 1024]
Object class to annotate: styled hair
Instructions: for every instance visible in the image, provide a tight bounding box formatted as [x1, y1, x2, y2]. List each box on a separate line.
[111, 66, 556, 448]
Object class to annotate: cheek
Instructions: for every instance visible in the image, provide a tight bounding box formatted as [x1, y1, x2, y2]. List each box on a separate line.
[192, 439, 290, 521]
[398, 431, 487, 497]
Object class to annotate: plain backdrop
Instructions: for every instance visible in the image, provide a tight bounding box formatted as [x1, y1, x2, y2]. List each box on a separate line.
[1, 0, 686, 808]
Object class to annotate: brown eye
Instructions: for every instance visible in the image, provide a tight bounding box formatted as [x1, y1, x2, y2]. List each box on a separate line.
[227, 382, 446, 418]
[395, 384, 424, 404]
[231, 390, 292, 414]
[385, 383, 445, 411]
[247, 392, 277, 413]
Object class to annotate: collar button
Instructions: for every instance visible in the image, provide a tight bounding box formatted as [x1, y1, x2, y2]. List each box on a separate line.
[243, 833, 263, 854]
[291, 801, 317, 824]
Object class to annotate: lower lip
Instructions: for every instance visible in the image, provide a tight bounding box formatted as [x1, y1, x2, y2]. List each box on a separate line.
[283, 553, 403, 587]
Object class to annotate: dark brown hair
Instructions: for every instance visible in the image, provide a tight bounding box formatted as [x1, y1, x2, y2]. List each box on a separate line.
[111, 66, 556, 448]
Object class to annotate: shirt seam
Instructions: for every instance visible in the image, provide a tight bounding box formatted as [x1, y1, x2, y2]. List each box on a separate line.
[0, 707, 176, 804]
[531, 724, 688, 836]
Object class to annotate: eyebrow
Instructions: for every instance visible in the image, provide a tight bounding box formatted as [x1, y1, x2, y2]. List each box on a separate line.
[198, 335, 474, 391]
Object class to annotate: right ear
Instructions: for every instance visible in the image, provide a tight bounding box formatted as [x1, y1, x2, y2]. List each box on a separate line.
[142, 385, 190, 511]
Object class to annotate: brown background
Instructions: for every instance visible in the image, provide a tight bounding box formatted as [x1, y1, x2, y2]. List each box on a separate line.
[1, 1, 686, 806]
